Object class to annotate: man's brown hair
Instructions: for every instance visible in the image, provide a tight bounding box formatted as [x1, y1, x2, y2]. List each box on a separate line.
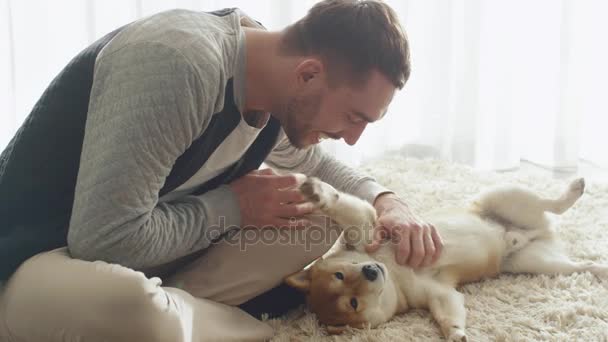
[280, 0, 411, 89]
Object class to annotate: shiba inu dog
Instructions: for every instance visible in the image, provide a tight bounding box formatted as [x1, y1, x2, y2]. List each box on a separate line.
[285, 177, 607, 341]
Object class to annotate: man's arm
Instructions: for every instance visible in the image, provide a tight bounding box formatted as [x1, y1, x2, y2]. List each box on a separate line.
[67, 42, 241, 270]
[265, 134, 443, 267]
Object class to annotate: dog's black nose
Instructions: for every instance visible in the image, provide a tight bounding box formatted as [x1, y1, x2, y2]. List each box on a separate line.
[362, 264, 378, 281]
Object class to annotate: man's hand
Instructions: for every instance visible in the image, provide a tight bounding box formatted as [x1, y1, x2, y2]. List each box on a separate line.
[228, 168, 314, 229]
[365, 193, 443, 268]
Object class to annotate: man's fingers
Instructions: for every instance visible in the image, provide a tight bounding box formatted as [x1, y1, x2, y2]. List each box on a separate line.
[271, 173, 306, 190]
[406, 227, 424, 268]
[430, 225, 443, 264]
[280, 218, 311, 229]
[365, 226, 387, 253]
[395, 227, 412, 265]
[271, 217, 310, 229]
[253, 168, 275, 175]
[420, 228, 436, 267]
[277, 189, 307, 204]
[364, 242, 379, 253]
[276, 202, 315, 218]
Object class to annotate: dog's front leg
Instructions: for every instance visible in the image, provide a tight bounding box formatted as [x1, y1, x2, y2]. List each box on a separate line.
[300, 177, 377, 249]
[427, 285, 468, 342]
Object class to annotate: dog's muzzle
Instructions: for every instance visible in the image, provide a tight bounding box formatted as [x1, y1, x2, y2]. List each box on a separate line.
[362, 264, 383, 281]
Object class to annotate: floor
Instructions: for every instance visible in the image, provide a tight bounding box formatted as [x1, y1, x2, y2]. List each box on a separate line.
[269, 156, 608, 341]
[389, 144, 608, 183]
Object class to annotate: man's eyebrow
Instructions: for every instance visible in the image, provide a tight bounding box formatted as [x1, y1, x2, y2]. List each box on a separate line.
[352, 109, 388, 123]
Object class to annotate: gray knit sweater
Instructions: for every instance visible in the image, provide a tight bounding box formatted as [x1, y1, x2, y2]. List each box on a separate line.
[67, 9, 390, 270]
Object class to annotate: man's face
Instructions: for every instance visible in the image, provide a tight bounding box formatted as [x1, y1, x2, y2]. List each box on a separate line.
[278, 65, 396, 149]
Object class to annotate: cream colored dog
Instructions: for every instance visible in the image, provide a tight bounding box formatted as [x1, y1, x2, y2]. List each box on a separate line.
[285, 177, 607, 341]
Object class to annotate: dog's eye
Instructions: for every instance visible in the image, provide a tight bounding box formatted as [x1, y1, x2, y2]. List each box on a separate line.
[334, 272, 344, 280]
[350, 297, 358, 310]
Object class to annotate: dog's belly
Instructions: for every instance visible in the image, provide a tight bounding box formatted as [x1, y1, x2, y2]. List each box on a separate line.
[357, 208, 508, 286]
[425, 208, 508, 285]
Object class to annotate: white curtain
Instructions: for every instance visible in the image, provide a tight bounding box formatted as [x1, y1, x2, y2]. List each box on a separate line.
[2, 0, 607, 171]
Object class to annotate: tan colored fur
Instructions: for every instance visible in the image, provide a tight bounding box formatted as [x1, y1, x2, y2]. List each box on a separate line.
[286, 177, 608, 342]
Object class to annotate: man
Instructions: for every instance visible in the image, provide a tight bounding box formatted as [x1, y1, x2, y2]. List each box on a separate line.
[0, 1, 443, 340]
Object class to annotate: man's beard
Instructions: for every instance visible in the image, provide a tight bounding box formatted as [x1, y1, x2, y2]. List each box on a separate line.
[278, 91, 322, 149]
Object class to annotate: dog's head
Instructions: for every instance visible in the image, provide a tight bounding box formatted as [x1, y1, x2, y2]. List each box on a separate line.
[285, 253, 399, 333]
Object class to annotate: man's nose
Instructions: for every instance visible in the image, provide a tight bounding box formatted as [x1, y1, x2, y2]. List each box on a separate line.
[342, 122, 367, 146]
[362, 264, 378, 281]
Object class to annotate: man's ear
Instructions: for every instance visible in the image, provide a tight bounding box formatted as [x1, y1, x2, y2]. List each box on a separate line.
[284, 268, 312, 293]
[295, 59, 324, 86]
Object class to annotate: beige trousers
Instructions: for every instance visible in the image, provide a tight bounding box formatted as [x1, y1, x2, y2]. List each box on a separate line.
[0, 216, 339, 342]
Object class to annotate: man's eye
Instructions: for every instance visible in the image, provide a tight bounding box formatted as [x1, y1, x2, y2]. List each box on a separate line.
[350, 297, 358, 310]
[334, 272, 344, 280]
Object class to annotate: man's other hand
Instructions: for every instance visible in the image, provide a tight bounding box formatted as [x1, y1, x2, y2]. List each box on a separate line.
[228, 169, 314, 229]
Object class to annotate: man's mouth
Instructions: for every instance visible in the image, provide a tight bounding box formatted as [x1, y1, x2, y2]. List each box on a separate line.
[315, 132, 340, 144]
[317, 132, 331, 142]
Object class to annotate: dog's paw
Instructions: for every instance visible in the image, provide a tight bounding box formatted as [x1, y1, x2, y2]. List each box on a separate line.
[568, 178, 585, 198]
[447, 329, 467, 342]
[299, 177, 340, 210]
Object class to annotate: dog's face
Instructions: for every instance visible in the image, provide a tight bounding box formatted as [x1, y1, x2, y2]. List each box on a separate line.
[286, 253, 399, 332]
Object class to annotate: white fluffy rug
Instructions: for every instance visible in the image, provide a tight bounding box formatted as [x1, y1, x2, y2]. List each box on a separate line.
[266, 157, 608, 341]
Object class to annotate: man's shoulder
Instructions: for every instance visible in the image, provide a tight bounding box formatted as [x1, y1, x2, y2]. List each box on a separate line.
[99, 9, 241, 74]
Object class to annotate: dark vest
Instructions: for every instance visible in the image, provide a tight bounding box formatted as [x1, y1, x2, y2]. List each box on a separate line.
[0, 9, 302, 319]
[0, 9, 280, 281]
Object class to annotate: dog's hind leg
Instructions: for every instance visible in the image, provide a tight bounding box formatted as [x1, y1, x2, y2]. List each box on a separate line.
[502, 239, 608, 279]
[471, 178, 585, 231]
[542, 178, 585, 214]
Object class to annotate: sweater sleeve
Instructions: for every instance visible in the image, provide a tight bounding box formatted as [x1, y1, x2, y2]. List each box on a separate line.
[67, 42, 241, 270]
[264, 133, 393, 205]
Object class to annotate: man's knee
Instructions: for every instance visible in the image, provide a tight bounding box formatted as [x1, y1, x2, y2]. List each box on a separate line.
[166, 215, 341, 305]
[101, 272, 186, 341]
[1, 248, 186, 342]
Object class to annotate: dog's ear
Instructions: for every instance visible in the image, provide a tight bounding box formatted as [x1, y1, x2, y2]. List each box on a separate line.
[284, 268, 311, 293]
[326, 325, 347, 334]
